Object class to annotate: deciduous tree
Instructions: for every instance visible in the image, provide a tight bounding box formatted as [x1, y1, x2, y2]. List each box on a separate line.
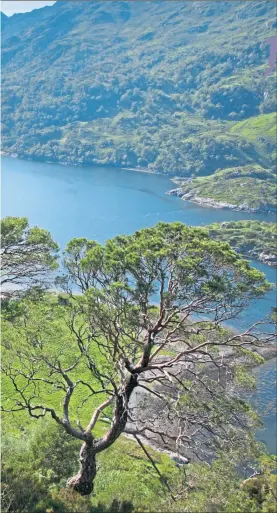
[1, 217, 59, 294]
[1, 222, 275, 496]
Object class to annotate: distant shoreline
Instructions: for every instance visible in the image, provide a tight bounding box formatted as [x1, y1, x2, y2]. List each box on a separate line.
[124, 166, 161, 175]
[0, 151, 163, 177]
[2, 151, 276, 233]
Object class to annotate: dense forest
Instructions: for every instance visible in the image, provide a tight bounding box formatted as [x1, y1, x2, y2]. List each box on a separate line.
[1, 2, 276, 177]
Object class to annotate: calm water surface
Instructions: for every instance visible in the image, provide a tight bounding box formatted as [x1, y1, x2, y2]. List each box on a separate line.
[2, 156, 276, 453]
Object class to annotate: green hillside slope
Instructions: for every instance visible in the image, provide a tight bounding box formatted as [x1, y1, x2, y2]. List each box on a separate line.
[208, 220, 277, 266]
[170, 165, 277, 212]
[1, 1, 276, 175]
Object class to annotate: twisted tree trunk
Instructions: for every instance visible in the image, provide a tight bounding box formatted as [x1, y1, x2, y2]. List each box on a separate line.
[68, 374, 138, 495]
[67, 441, 97, 495]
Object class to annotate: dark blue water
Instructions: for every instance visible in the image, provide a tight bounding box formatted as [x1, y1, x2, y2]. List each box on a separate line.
[1, 156, 276, 452]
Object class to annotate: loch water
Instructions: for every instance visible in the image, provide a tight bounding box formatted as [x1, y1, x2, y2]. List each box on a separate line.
[2, 156, 276, 453]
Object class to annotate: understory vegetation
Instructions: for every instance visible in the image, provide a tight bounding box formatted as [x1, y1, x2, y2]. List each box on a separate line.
[2, 422, 277, 513]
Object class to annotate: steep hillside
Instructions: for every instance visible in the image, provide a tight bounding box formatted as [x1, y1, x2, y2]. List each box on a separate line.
[1, 1, 276, 174]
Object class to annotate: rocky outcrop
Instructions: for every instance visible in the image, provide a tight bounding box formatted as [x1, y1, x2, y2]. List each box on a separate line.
[258, 251, 277, 267]
[232, 248, 277, 267]
[166, 187, 185, 198]
[167, 188, 274, 214]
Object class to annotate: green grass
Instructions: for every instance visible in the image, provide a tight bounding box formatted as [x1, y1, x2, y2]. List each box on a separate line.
[93, 437, 176, 509]
[1, 294, 111, 433]
[2, 286, 276, 510]
[1, 292, 179, 511]
[230, 113, 276, 141]
[177, 165, 276, 211]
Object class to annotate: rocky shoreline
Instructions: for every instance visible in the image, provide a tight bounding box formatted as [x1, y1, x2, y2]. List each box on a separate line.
[167, 186, 275, 215]
[238, 248, 277, 267]
[167, 187, 277, 267]
[2, 152, 276, 267]
[1, 150, 159, 175]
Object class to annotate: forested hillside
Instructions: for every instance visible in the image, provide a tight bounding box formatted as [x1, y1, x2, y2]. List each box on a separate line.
[1, 1, 276, 176]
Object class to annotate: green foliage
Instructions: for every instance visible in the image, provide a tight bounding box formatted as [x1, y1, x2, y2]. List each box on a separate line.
[162, 452, 277, 513]
[1, 422, 173, 512]
[2, 423, 277, 512]
[1, 221, 275, 510]
[2, 222, 271, 430]
[175, 165, 276, 211]
[1, 216, 59, 290]
[1, 2, 276, 175]
[208, 220, 277, 265]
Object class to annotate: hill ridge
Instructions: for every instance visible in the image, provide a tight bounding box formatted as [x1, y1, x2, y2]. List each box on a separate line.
[1, 1, 276, 175]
